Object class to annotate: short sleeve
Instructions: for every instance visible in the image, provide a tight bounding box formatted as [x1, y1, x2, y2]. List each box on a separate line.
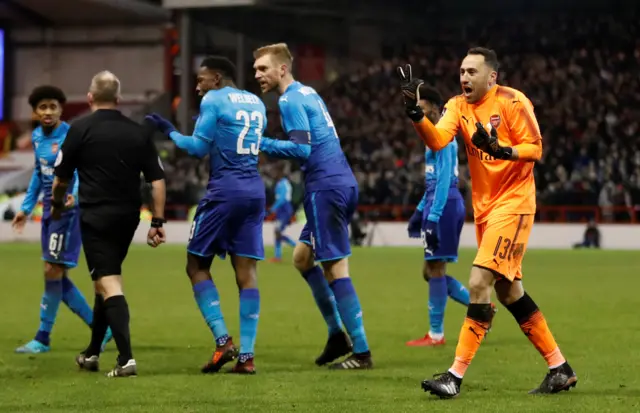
[141, 136, 165, 182]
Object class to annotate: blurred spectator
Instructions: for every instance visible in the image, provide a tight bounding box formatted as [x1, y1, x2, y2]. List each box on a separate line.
[159, 13, 640, 222]
[573, 220, 601, 249]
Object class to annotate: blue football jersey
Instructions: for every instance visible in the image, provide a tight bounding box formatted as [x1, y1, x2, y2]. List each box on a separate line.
[271, 177, 293, 214]
[278, 81, 356, 192]
[21, 122, 78, 219]
[418, 139, 461, 222]
[193, 87, 266, 201]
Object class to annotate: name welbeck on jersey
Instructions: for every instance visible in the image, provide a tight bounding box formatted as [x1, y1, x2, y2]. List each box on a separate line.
[466, 145, 497, 162]
[228, 93, 261, 105]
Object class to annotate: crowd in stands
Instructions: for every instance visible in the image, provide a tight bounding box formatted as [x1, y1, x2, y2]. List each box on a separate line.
[3, 13, 639, 223]
[158, 13, 640, 222]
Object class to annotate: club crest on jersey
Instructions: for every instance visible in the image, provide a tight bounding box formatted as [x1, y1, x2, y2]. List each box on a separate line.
[489, 114, 501, 129]
[51, 143, 59, 154]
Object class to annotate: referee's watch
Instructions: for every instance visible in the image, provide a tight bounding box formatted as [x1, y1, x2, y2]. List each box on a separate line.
[151, 217, 166, 228]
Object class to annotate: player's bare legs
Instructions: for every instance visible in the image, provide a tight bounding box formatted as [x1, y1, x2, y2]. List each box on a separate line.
[228, 255, 260, 374]
[494, 278, 577, 394]
[293, 242, 350, 365]
[321, 257, 372, 370]
[186, 253, 237, 373]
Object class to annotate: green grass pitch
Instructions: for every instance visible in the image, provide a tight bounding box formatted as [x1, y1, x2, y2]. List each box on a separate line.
[1, 243, 639, 412]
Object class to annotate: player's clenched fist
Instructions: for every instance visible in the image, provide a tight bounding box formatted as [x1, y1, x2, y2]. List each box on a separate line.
[471, 122, 513, 160]
[397, 64, 426, 122]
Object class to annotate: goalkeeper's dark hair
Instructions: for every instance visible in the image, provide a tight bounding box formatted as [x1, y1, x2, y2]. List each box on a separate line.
[467, 47, 500, 72]
[201, 56, 237, 82]
[419, 84, 443, 108]
[28, 85, 67, 109]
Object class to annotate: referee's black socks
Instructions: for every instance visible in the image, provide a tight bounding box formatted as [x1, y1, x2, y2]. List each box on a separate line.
[85, 294, 108, 357]
[103, 295, 133, 365]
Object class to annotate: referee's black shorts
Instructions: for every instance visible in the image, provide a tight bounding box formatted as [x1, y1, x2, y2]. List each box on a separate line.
[80, 209, 140, 280]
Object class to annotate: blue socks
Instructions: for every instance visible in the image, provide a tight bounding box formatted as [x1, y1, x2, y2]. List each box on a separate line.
[35, 279, 63, 346]
[239, 288, 260, 360]
[282, 235, 296, 247]
[193, 279, 229, 346]
[445, 275, 470, 306]
[329, 278, 369, 354]
[274, 237, 283, 259]
[428, 277, 448, 336]
[302, 266, 344, 336]
[61, 275, 93, 326]
[274, 234, 296, 259]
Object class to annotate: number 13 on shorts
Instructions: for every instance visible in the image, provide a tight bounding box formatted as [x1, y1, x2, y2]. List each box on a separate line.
[473, 214, 534, 281]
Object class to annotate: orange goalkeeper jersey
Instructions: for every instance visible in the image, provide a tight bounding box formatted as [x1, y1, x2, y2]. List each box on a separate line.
[414, 85, 542, 223]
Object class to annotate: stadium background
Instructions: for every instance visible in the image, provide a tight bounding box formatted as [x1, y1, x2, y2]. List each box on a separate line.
[0, 0, 638, 228]
[1, 1, 639, 412]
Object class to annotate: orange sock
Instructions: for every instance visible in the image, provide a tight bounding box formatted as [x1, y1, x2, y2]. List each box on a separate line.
[520, 310, 566, 368]
[449, 316, 490, 378]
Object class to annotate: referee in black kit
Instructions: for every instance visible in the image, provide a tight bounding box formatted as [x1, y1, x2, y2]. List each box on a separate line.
[51, 70, 167, 378]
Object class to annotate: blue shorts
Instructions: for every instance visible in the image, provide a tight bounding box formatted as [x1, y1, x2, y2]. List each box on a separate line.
[299, 186, 357, 262]
[41, 213, 81, 268]
[422, 197, 465, 262]
[275, 204, 294, 232]
[188, 198, 265, 260]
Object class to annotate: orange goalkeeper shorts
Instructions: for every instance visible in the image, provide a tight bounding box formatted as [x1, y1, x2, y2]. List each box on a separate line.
[473, 214, 534, 281]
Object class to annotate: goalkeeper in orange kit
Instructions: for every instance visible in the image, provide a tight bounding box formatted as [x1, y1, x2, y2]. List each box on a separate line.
[397, 47, 577, 398]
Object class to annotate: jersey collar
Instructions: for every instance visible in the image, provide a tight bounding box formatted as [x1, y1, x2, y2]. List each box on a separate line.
[474, 85, 498, 106]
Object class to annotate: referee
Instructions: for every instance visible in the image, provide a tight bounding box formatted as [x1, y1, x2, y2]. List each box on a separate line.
[51, 71, 166, 378]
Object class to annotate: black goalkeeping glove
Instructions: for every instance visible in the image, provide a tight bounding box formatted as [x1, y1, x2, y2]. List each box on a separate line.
[471, 122, 513, 160]
[397, 64, 425, 122]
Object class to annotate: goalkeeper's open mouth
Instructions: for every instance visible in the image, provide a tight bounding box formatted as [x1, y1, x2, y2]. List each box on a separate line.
[462, 84, 473, 97]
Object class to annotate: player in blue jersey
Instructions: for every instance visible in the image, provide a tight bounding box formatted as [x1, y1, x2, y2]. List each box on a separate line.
[146, 56, 265, 374]
[404, 85, 470, 347]
[405, 85, 495, 347]
[269, 162, 297, 263]
[11, 85, 111, 354]
[254, 43, 372, 370]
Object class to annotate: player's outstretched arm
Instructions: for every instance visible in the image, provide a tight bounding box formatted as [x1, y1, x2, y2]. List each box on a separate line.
[397, 64, 455, 151]
[145, 113, 209, 158]
[260, 137, 311, 161]
[169, 131, 209, 158]
[21, 154, 43, 215]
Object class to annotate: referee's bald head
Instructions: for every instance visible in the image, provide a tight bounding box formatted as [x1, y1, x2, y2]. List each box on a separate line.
[88, 71, 121, 105]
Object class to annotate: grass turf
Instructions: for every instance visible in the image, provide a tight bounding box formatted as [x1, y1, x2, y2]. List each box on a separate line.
[1, 244, 639, 412]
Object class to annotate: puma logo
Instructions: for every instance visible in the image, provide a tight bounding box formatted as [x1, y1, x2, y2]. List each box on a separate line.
[468, 326, 482, 340]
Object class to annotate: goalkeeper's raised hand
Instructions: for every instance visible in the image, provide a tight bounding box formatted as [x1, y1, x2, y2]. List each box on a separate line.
[397, 64, 425, 122]
[471, 122, 513, 160]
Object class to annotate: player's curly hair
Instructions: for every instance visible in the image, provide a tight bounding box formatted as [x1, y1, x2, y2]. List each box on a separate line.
[201, 56, 237, 82]
[419, 84, 443, 108]
[28, 85, 67, 109]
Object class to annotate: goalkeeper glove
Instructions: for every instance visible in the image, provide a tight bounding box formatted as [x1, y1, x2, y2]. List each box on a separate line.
[397, 64, 425, 122]
[471, 122, 513, 160]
